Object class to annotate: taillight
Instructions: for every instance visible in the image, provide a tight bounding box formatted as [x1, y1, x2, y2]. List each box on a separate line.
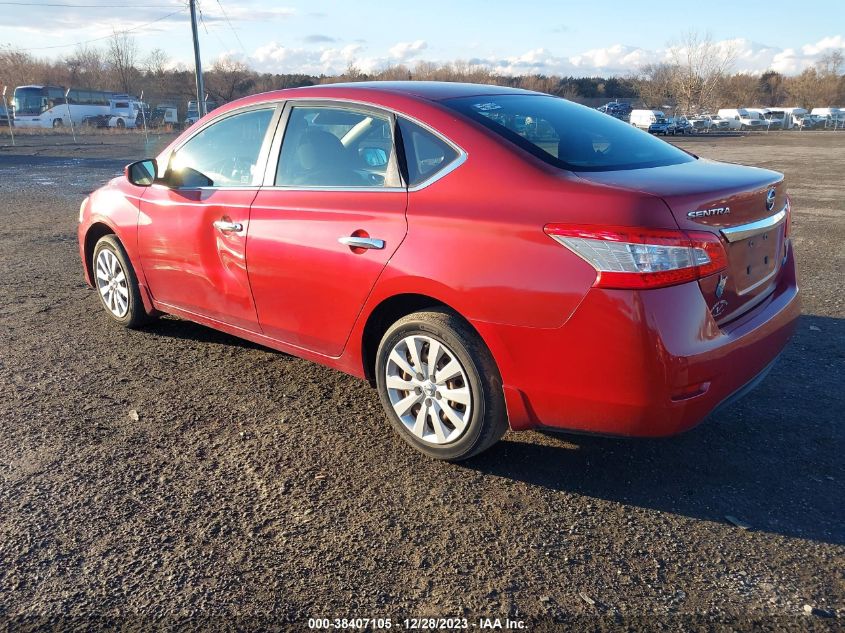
[544, 224, 728, 289]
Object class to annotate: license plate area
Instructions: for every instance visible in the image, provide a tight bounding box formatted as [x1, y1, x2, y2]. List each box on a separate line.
[730, 230, 780, 295]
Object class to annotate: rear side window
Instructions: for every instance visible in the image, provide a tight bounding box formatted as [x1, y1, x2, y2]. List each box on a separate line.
[276, 106, 400, 188]
[443, 94, 694, 172]
[397, 118, 460, 187]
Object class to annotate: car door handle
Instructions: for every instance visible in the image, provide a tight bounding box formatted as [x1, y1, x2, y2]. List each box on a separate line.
[338, 236, 385, 250]
[213, 219, 243, 233]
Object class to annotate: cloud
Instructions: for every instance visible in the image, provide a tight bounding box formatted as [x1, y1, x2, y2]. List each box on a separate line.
[199, 5, 296, 23]
[466, 35, 844, 77]
[304, 34, 337, 44]
[388, 40, 427, 61]
[252, 42, 370, 75]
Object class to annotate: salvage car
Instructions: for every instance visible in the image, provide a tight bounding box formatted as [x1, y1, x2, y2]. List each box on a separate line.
[78, 82, 800, 460]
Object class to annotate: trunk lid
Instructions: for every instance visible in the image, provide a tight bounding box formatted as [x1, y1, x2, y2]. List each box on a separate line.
[575, 159, 788, 324]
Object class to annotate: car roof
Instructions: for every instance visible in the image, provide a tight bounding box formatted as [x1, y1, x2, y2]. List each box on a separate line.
[287, 81, 535, 101]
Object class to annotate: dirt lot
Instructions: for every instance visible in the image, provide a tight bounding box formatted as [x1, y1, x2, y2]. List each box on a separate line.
[0, 129, 843, 631]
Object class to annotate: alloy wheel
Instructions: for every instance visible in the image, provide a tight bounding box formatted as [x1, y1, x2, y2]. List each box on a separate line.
[95, 249, 129, 318]
[385, 334, 472, 445]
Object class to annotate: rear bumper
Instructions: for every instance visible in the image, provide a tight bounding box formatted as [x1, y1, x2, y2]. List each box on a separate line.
[475, 242, 800, 437]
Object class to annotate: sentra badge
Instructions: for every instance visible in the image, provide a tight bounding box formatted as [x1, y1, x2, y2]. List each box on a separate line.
[688, 206, 731, 219]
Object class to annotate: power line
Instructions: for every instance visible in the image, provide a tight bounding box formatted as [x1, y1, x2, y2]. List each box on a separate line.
[215, 0, 247, 57]
[0, 1, 180, 6]
[16, 8, 187, 51]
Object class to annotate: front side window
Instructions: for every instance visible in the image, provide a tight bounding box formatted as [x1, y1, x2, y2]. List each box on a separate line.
[443, 94, 695, 172]
[276, 106, 399, 188]
[170, 108, 274, 187]
[397, 118, 460, 187]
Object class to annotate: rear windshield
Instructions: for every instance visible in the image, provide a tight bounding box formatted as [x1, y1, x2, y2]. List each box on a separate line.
[442, 94, 695, 172]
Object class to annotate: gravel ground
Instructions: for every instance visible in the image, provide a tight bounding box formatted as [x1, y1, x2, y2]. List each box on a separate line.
[0, 130, 843, 631]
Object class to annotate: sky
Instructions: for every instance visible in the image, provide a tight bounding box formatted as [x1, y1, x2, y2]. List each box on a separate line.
[1, 0, 843, 78]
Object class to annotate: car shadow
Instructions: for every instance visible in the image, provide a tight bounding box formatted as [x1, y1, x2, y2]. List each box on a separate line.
[462, 313, 844, 545]
[142, 316, 270, 352]
[141, 311, 842, 544]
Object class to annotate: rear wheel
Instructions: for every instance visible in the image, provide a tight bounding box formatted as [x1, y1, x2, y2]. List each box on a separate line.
[375, 309, 508, 461]
[92, 235, 149, 328]
[116, 118, 125, 129]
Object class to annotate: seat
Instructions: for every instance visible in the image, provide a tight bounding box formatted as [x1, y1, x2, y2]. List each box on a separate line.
[290, 129, 363, 186]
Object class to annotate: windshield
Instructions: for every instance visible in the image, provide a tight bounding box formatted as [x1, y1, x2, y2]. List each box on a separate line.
[443, 94, 694, 171]
[12, 87, 47, 115]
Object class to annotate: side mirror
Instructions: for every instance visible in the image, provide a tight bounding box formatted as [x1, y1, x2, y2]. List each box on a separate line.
[167, 166, 214, 188]
[125, 159, 157, 186]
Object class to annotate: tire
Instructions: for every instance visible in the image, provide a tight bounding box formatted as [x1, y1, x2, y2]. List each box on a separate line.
[92, 235, 149, 329]
[52, 119, 63, 128]
[375, 309, 508, 461]
[116, 118, 125, 129]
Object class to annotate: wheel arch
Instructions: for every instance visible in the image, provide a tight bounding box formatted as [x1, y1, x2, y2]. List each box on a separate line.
[83, 222, 157, 316]
[361, 293, 485, 386]
[82, 221, 117, 285]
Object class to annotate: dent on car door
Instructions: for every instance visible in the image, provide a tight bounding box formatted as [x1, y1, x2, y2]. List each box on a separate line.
[137, 106, 279, 331]
[247, 102, 409, 357]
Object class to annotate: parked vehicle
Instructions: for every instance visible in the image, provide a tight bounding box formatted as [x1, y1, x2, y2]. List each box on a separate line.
[185, 99, 219, 125]
[630, 109, 665, 130]
[597, 101, 632, 120]
[667, 116, 694, 135]
[688, 114, 730, 132]
[150, 105, 179, 129]
[746, 108, 783, 130]
[78, 83, 799, 460]
[717, 108, 765, 131]
[794, 113, 825, 130]
[12, 85, 116, 128]
[649, 120, 670, 135]
[810, 107, 845, 129]
[779, 107, 808, 129]
[107, 97, 148, 129]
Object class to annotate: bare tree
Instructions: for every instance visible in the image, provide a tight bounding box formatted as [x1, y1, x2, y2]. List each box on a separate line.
[759, 71, 787, 106]
[816, 50, 843, 77]
[107, 31, 138, 94]
[144, 48, 170, 77]
[66, 45, 108, 88]
[631, 63, 676, 108]
[668, 30, 736, 113]
[720, 73, 761, 108]
[205, 56, 255, 102]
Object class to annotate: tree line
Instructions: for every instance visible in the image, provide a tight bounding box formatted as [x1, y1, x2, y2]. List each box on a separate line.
[1, 31, 843, 116]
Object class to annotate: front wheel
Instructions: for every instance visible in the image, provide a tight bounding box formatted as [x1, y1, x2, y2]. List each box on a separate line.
[92, 235, 150, 328]
[52, 119, 63, 128]
[375, 309, 508, 461]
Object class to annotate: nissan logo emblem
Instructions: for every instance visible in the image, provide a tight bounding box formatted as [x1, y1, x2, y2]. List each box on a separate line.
[766, 188, 776, 212]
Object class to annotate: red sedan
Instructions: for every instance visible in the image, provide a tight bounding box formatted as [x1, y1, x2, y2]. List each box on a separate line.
[78, 82, 800, 460]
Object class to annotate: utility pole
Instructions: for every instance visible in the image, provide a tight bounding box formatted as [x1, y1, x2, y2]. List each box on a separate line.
[189, 0, 206, 118]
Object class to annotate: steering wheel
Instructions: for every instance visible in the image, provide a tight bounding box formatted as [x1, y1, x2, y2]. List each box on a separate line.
[205, 155, 255, 184]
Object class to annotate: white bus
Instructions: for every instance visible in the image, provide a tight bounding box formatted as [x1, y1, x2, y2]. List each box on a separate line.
[12, 85, 116, 128]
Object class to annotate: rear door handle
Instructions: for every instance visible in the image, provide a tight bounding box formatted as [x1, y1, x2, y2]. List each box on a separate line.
[338, 236, 385, 250]
[213, 219, 243, 233]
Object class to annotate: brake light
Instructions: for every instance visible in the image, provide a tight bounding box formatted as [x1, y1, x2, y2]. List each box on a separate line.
[544, 224, 728, 289]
